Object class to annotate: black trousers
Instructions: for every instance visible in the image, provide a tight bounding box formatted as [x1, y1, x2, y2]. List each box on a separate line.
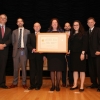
[0, 54, 7, 86]
[29, 57, 43, 88]
[88, 55, 100, 85]
[62, 55, 73, 85]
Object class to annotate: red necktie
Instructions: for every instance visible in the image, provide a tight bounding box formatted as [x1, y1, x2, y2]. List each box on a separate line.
[1, 26, 4, 38]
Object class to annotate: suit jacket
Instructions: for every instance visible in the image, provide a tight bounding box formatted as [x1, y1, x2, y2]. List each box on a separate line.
[87, 27, 100, 57]
[0, 27, 11, 56]
[27, 33, 43, 60]
[12, 28, 30, 57]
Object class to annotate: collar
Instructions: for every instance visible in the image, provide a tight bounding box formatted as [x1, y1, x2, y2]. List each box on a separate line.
[90, 27, 94, 31]
[18, 27, 24, 30]
[0, 24, 5, 27]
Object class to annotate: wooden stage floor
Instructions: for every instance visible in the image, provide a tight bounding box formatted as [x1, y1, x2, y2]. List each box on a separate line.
[0, 76, 100, 100]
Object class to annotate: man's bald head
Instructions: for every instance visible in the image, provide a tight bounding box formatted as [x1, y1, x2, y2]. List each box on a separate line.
[64, 22, 71, 31]
[33, 22, 41, 32]
[0, 14, 7, 25]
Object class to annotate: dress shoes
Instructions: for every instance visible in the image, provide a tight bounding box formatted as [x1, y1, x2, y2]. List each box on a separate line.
[97, 88, 100, 92]
[50, 86, 55, 91]
[79, 89, 84, 92]
[23, 85, 28, 89]
[61, 83, 66, 87]
[56, 86, 60, 91]
[9, 84, 17, 88]
[0, 85, 9, 89]
[87, 84, 98, 88]
[28, 86, 35, 90]
[70, 86, 78, 90]
[97, 86, 100, 92]
[35, 87, 41, 90]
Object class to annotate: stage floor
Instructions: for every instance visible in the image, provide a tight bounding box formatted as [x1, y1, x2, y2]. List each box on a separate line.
[0, 76, 100, 100]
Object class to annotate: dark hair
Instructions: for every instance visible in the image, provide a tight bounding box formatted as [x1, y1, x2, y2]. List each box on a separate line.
[48, 18, 62, 31]
[72, 20, 85, 36]
[87, 17, 95, 22]
[17, 18, 24, 22]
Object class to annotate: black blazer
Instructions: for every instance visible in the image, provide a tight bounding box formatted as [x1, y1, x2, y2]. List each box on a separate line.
[0, 27, 11, 56]
[27, 33, 43, 59]
[87, 27, 100, 57]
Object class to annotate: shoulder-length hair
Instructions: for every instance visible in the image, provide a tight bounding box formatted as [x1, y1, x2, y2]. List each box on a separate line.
[48, 18, 62, 31]
[71, 20, 85, 36]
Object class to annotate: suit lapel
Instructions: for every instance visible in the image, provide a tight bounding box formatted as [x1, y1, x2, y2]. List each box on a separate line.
[0, 28, 2, 39]
[33, 33, 36, 42]
[16, 29, 19, 41]
[91, 27, 95, 35]
[23, 29, 26, 39]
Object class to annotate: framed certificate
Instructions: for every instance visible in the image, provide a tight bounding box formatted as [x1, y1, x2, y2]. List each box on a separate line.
[36, 33, 68, 53]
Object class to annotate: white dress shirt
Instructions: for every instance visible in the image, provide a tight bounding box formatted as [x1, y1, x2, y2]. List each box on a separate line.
[90, 27, 94, 32]
[18, 27, 24, 48]
[0, 24, 5, 33]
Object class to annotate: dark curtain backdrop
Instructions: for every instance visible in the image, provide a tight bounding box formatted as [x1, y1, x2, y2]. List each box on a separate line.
[0, 0, 100, 75]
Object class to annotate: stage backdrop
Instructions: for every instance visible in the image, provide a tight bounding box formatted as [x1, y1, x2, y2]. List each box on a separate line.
[0, 0, 100, 76]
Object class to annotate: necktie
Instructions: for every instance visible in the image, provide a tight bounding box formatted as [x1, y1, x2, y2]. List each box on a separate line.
[18, 29, 22, 48]
[89, 29, 92, 35]
[1, 26, 4, 38]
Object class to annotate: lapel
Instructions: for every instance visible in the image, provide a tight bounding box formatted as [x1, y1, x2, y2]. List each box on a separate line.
[23, 28, 26, 40]
[16, 29, 19, 42]
[33, 33, 36, 42]
[0, 28, 2, 39]
[89, 27, 95, 38]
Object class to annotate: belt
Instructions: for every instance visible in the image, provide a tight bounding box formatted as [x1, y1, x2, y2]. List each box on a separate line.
[18, 48, 24, 50]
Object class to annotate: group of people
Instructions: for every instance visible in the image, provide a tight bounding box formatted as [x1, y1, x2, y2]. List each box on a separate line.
[0, 14, 100, 92]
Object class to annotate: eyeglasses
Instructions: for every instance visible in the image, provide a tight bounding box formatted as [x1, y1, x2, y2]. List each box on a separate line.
[73, 25, 79, 26]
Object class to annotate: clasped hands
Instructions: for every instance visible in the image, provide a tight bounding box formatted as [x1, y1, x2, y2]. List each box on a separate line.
[0, 44, 6, 50]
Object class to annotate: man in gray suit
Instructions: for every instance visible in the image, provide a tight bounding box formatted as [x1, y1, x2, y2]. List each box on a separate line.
[10, 18, 30, 89]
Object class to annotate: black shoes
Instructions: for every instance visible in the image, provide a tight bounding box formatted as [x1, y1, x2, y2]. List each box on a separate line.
[70, 86, 78, 90]
[50, 86, 55, 91]
[70, 86, 84, 92]
[0, 85, 9, 89]
[79, 89, 84, 92]
[97, 86, 100, 92]
[35, 87, 41, 90]
[56, 86, 60, 91]
[87, 84, 98, 88]
[28, 86, 35, 90]
[50, 86, 60, 91]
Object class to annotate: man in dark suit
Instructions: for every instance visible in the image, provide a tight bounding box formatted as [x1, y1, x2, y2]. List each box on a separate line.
[0, 14, 11, 89]
[10, 18, 30, 89]
[62, 22, 73, 87]
[27, 22, 43, 90]
[87, 17, 100, 92]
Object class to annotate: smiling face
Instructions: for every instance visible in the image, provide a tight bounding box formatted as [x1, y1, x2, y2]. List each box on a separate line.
[51, 19, 58, 30]
[33, 22, 41, 32]
[64, 23, 71, 31]
[73, 22, 79, 31]
[0, 14, 7, 25]
[17, 18, 24, 27]
[87, 19, 95, 28]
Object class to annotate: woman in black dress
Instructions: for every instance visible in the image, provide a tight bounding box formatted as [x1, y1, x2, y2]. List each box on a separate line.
[69, 20, 88, 92]
[47, 18, 66, 91]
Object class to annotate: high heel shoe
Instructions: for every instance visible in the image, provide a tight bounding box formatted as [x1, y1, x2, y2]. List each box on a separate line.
[56, 86, 60, 91]
[79, 89, 84, 92]
[70, 86, 78, 90]
[50, 86, 55, 91]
